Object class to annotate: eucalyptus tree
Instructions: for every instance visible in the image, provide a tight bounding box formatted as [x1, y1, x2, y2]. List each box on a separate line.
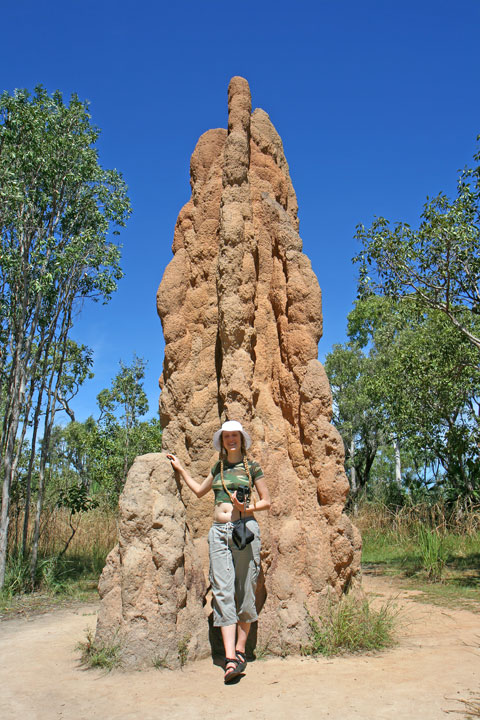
[19, 340, 92, 557]
[325, 343, 385, 500]
[28, 339, 95, 583]
[48, 356, 161, 507]
[97, 355, 149, 490]
[354, 136, 480, 352]
[330, 138, 480, 502]
[347, 297, 480, 500]
[0, 87, 130, 588]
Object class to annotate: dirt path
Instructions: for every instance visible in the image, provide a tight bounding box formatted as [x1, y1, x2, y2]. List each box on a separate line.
[1, 574, 479, 720]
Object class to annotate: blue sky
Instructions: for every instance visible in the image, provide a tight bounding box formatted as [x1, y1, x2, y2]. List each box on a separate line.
[2, 0, 480, 422]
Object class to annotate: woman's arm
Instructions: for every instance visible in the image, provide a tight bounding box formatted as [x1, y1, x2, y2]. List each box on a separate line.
[165, 453, 213, 498]
[232, 476, 271, 515]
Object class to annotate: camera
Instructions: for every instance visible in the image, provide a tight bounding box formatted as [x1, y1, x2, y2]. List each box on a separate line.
[235, 486, 250, 504]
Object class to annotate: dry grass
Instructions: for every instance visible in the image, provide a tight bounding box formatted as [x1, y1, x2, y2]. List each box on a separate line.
[461, 696, 480, 718]
[8, 506, 117, 559]
[449, 696, 480, 718]
[2, 507, 118, 603]
[353, 499, 480, 537]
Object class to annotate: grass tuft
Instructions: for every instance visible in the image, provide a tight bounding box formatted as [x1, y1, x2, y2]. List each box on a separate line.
[1, 552, 32, 597]
[303, 593, 399, 657]
[152, 653, 170, 670]
[177, 634, 190, 667]
[417, 525, 447, 581]
[254, 641, 272, 661]
[77, 628, 121, 671]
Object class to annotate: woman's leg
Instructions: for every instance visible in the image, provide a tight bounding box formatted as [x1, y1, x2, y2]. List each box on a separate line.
[221, 624, 236, 659]
[209, 525, 237, 627]
[222, 623, 245, 682]
[232, 521, 261, 627]
[209, 525, 243, 681]
[236, 621, 250, 653]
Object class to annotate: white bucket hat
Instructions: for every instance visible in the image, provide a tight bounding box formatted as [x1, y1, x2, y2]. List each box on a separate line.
[213, 420, 251, 451]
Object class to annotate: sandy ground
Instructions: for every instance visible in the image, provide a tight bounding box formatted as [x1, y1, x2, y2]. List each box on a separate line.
[1, 574, 479, 720]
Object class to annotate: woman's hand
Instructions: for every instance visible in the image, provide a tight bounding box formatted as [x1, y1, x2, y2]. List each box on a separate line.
[165, 453, 183, 473]
[232, 491, 248, 512]
[234, 479, 271, 515]
[165, 455, 213, 499]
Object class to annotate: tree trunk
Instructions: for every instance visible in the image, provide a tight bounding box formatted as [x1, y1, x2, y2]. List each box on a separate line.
[21, 381, 45, 556]
[21, 322, 58, 557]
[393, 438, 402, 487]
[0, 245, 52, 589]
[349, 437, 357, 495]
[30, 309, 71, 587]
[0, 372, 26, 588]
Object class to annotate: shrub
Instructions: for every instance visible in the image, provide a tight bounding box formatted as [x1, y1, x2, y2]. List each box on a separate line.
[304, 593, 399, 656]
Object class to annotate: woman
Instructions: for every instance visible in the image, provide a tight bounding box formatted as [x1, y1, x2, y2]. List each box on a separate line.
[166, 420, 270, 683]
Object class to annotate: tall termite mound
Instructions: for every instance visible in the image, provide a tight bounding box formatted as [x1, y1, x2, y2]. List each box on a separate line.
[157, 76, 361, 653]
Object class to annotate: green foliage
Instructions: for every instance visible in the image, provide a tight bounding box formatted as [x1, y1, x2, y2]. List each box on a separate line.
[90, 355, 160, 497]
[0, 88, 130, 402]
[89, 417, 163, 503]
[1, 507, 116, 612]
[77, 629, 121, 671]
[97, 355, 149, 428]
[0, 541, 112, 599]
[39, 556, 70, 593]
[357, 500, 480, 598]
[0, 85, 130, 589]
[56, 341, 95, 418]
[326, 295, 480, 503]
[45, 357, 162, 508]
[354, 136, 480, 352]
[303, 594, 398, 656]
[337, 137, 480, 505]
[0, 85, 130, 305]
[57, 484, 98, 514]
[325, 342, 385, 497]
[2, 553, 64, 596]
[5, 355, 160, 596]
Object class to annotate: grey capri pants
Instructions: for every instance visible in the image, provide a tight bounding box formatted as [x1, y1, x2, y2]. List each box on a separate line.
[208, 518, 261, 627]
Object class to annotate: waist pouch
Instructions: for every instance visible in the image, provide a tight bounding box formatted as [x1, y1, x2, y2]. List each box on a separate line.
[232, 517, 254, 550]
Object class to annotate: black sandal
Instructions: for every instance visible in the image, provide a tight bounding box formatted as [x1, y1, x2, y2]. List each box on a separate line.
[224, 656, 244, 683]
[235, 650, 247, 672]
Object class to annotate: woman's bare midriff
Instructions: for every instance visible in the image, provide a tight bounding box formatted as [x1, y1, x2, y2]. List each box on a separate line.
[214, 502, 254, 523]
